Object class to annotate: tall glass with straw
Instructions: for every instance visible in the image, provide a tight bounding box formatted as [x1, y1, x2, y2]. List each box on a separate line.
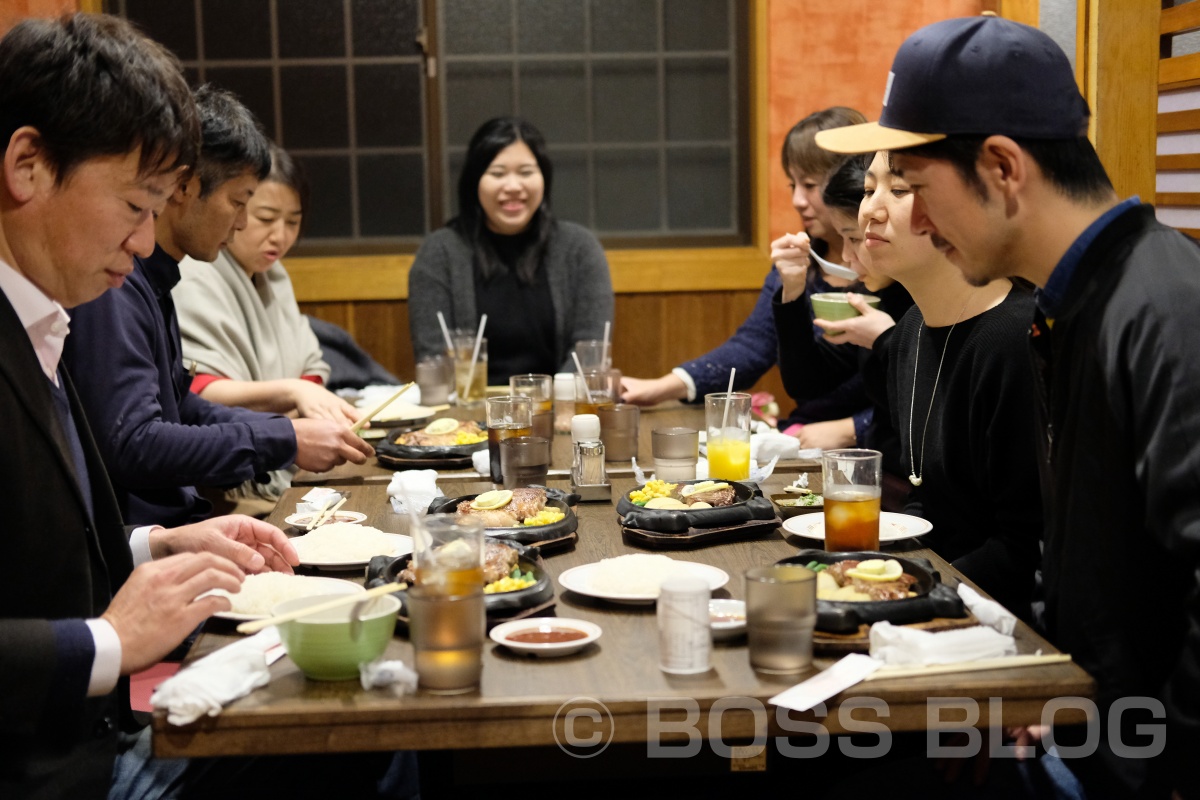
[452, 315, 488, 409]
[705, 369, 751, 480]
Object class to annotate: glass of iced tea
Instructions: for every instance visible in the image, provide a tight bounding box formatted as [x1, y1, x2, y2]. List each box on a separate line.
[509, 373, 554, 441]
[575, 369, 619, 416]
[486, 396, 532, 484]
[705, 392, 752, 481]
[407, 585, 485, 694]
[451, 333, 487, 408]
[411, 515, 485, 595]
[821, 449, 882, 552]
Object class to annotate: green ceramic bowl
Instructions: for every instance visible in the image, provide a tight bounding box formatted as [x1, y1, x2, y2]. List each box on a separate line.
[810, 292, 882, 322]
[274, 593, 400, 681]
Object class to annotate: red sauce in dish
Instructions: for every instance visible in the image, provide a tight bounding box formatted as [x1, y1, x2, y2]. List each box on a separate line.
[507, 627, 587, 644]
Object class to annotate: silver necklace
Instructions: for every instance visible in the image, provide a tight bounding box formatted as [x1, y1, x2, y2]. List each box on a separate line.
[907, 299, 970, 487]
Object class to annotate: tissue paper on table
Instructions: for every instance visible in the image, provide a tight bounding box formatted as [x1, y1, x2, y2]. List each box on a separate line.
[361, 659, 419, 697]
[388, 469, 440, 515]
[151, 629, 283, 726]
[957, 583, 1017, 635]
[751, 431, 800, 462]
[297, 487, 343, 515]
[868, 620, 1016, 666]
[470, 448, 489, 476]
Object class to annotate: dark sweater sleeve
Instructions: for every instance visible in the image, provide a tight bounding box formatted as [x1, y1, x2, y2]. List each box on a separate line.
[679, 269, 780, 397]
[66, 286, 297, 488]
[557, 223, 614, 372]
[773, 287, 861, 403]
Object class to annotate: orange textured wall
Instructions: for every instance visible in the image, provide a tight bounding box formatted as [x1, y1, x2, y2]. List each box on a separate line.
[766, 0, 982, 243]
[0, 0, 79, 34]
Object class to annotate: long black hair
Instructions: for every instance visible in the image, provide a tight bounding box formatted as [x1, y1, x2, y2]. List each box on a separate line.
[449, 117, 555, 284]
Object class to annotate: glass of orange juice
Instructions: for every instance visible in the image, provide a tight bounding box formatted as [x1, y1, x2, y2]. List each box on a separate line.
[821, 449, 882, 552]
[704, 392, 752, 481]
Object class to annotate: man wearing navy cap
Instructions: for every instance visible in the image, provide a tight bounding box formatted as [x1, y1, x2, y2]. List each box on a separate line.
[819, 15, 1199, 800]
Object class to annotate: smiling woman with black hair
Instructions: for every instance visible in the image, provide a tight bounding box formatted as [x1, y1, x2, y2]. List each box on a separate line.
[408, 117, 614, 382]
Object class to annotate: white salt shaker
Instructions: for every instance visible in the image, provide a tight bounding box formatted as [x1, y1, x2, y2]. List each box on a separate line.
[657, 575, 712, 674]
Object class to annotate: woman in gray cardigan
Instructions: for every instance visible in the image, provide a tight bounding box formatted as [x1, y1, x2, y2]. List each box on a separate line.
[408, 117, 614, 382]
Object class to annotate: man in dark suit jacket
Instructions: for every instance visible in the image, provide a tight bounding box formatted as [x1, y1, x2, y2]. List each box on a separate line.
[0, 15, 300, 798]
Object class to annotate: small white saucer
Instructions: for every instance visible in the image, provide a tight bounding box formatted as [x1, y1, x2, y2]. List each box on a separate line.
[709, 599, 747, 640]
[490, 618, 602, 657]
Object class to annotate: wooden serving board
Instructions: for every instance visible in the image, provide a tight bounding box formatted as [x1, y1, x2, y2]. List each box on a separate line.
[814, 611, 980, 653]
[620, 515, 783, 550]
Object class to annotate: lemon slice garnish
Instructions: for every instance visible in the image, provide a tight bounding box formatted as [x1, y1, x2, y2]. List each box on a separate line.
[471, 489, 513, 510]
[423, 418, 460, 435]
[845, 558, 904, 582]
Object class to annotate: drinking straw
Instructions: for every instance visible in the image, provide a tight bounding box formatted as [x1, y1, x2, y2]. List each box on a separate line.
[720, 368, 737, 432]
[436, 311, 454, 353]
[571, 351, 589, 403]
[601, 320, 611, 370]
[462, 314, 488, 402]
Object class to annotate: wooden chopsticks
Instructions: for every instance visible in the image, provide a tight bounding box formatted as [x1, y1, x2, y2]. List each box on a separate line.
[861, 653, 1073, 682]
[350, 381, 415, 435]
[235, 581, 407, 635]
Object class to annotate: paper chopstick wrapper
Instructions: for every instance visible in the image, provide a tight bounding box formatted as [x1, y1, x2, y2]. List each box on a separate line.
[769, 653, 883, 712]
[151, 629, 284, 726]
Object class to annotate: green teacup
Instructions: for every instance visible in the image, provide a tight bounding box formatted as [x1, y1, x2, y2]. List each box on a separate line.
[809, 292, 882, 322]
[274, 593, 400, 681]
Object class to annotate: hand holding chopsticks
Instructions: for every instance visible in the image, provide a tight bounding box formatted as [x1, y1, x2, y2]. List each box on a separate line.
[236, 581, 407, 635]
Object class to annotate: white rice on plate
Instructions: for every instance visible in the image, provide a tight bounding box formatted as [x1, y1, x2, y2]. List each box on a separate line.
[587, 554, 700, 596]
[290, 523, 406, 563]
[213, 573, 361, 617]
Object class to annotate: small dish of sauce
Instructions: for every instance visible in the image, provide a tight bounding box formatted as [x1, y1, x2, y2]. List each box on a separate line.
[489, 617, 601, 657]
[507, 627, 588, 644]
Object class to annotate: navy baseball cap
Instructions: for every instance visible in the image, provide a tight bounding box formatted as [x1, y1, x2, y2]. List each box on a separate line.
[816, 15, 1090, 154]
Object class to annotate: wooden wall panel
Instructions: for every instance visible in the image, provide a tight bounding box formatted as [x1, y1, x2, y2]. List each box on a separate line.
[301, 288, 789, 408]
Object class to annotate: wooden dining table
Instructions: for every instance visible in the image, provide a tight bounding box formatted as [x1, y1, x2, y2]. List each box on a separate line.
[293, 403, 821, 485]
[153, 476, 1094, 760]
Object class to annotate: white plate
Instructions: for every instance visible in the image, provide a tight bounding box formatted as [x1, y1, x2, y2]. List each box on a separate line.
[781, 511, 932, 542]
[210, 575, 364, 622]
[291, 531, 414, 570]
[283, 511, 368, 528]
[557, 561, 729, 605]
[709, 598, 747, 641]
[489, 618, 602, 657]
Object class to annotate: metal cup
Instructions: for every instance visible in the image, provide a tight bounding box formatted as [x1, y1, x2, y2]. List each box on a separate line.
[597, 404, 639, 462]
[499, 435, 551, 489]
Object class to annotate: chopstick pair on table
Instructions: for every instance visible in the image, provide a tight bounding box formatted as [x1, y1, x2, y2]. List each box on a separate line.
[305, 491, 352, 531]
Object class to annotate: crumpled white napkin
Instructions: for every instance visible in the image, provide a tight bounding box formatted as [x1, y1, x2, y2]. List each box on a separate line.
[470, 448, 490, 476]
[748, 455, 778, 483]
[751, 431, 800, 462]
[956, 583, 1018, 635]
[151, 629, 282, 726]
[360, 659, 419, 697]
[868, 620, 1016, 666]
[387, 469, 441, 515]
[355, 382, 422, 407]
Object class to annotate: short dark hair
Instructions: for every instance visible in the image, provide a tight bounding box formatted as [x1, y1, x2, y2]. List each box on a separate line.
[901, 135, 1114, 204]
[263, 143, 309, 236]
[0, 13, 198, 184]
[450, 116, 555, 285]
[821, 153, 872, 217]
[192, 84, 271, 197]
[782, 107, 867, 179]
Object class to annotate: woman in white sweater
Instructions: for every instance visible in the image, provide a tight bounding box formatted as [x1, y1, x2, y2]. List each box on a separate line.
[174, 144, 360, 506]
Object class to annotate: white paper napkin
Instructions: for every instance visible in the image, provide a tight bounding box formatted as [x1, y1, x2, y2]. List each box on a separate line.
[956, 583, 1018, 635]
[151, 629, 283, 726]
[470, 449, 490, 476]
[387, 469, 441, 515]
[868, 620, 1016, 666]
[751, 431, 800, 462]
[769, 653, 884, 712]
[360, 659, 419, 697]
